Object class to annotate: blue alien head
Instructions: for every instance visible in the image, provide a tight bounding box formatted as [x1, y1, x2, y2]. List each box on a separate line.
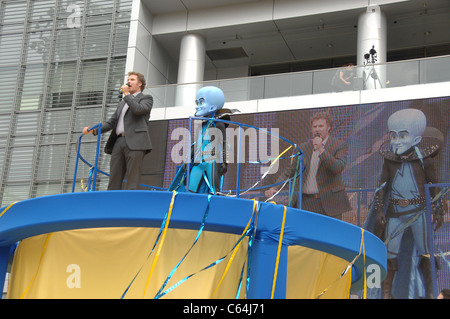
[195, 86, 225, 117]
[388, 108, 426, 155]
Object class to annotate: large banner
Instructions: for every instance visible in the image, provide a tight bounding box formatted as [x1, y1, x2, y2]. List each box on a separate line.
[164, 96, 449, 298]
[164, 96, 449, 193]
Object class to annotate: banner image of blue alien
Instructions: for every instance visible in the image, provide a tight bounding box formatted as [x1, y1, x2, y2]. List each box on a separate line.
[364, 108, 446, 299]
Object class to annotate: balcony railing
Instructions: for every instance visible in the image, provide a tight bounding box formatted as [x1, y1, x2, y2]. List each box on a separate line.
[144, 55, 450, 109]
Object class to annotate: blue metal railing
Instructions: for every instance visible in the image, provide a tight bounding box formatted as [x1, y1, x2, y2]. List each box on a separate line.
[72, 121, 448, 227]
[186, 116, 304, 206]
[72, 117, 304, 208]
[73, 123, 103, 192]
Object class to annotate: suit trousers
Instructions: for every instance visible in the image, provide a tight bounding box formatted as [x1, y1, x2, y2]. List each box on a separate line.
[302, 195, 343, 220]
[108, 136, 145, 190]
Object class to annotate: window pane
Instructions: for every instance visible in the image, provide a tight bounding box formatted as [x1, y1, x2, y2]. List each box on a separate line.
[26, 30, 52, 64]
[43, 109, 72, 133]
[77, 59, 107, 106]
[0, 66, 19, 111]
[34, 182, 62, 198]
[112, 23, 129, 56]
[0, 114, 12, 141]
[0, 34, 22, 65]
[6, 147, 35, 182]
[0, 2, 28, 24]
[29, 0, 55, 22]
[54, 28, 81, 61]
[84, 25, 112, 58]
[37, 144, 67, 180]
[2, 183, 31, 203]
[14, 112, 39, 136]
[48, 62, 76, 108]
[20, 64, 45, 110]
[73, 107, 103, 130]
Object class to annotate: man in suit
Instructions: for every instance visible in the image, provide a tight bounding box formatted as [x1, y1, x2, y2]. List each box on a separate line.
[83, 71, 153, 190]
[265, 111, 351, 219]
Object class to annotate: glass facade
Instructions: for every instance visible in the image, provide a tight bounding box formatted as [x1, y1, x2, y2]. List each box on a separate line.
[0, 0, 132, 206]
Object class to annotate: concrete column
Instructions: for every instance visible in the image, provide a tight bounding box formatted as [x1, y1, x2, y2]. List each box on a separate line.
[175, 33, 206, 107]
[357, 5, 387, 89]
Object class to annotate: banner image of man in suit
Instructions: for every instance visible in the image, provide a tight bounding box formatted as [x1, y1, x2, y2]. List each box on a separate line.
[265, 111, 351, 219]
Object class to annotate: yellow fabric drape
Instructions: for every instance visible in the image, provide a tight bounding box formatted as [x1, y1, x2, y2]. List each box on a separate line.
[7, 228, 352, 299]
[7, 228, 248, 299]
[286, 246, 352, 299]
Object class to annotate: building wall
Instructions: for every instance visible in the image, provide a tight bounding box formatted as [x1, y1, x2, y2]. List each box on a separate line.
[0, 0, 133, 206]
[125, 0, 177, 86]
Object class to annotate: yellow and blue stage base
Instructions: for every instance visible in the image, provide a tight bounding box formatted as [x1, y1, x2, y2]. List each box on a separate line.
[0, 191, 386, 298]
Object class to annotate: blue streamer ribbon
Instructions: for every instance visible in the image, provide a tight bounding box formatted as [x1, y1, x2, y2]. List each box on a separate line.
[235, 262, 246, 299]
[243, 201, 259, 297]
[154, 194, 212, 299]
[234, 201, 259, 299]
[155, 205, 258, 299]
[120, 192, 178, 299]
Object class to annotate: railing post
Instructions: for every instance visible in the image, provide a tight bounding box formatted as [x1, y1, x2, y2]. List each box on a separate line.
[187, 117, 193, 191]
[236, 126, 242, 198]
[298, 155, 303, 209]
[72, 123, 102, 193]
[72, 134, 83, 193]
[91, 124, 102, 191]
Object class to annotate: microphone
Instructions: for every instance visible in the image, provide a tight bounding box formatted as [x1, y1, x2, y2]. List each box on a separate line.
[119, 83, 131, 93]
[313, 132, 322, 150]
[118, 83, 131, 98]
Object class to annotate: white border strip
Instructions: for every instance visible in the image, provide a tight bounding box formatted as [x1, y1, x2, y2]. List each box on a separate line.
[149, 81, 450, 121]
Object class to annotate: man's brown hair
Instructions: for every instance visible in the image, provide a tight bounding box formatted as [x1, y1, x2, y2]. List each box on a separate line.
[310, 111, 333, 131]
[128, 71, 146, 90]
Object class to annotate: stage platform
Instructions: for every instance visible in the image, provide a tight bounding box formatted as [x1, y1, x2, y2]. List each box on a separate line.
[0, 190, 386, 298]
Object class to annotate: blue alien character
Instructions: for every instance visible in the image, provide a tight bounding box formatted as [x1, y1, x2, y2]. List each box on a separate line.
[368, 108, 445, 299]
[170, 86, 233, 194]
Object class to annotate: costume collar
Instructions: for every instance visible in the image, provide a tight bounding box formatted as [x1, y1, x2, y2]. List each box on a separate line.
[380, 144, 440, 162]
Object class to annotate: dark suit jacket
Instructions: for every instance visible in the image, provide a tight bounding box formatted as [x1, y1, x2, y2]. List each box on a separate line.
[299, 137, 352, 216]
[99, 92, 153, 154]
